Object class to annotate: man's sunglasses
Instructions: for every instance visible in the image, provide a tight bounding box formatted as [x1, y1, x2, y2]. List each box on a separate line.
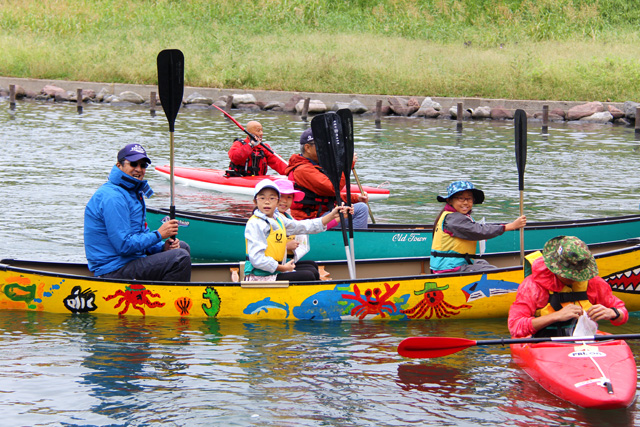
[126, 160, 149, 169]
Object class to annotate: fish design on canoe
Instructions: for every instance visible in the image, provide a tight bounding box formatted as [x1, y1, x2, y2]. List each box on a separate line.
[244, 297, 290, 318]
[461, 274, 520, 302]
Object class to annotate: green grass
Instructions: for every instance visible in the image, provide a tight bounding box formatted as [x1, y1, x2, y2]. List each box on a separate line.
[2, 0, 640, 101]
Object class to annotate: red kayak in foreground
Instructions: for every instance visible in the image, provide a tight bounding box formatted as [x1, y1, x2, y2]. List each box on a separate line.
[510, 334, 637, 409]
[154, 165, 390, 201]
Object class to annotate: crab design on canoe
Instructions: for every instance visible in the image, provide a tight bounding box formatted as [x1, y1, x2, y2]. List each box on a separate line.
[402, 282, 472, 319]
[104, 284, 165, 315]
[342, 282, 400, 319]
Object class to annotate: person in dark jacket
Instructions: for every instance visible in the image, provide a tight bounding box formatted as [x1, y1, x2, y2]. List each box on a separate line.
[284, 128, 369, 228]
[227, 121, 288, 176]
[84, 144, 191, 282]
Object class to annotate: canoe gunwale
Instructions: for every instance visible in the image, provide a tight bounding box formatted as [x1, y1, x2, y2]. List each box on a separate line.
[2, 237, 637, 287]
[148, 207, 640, 233]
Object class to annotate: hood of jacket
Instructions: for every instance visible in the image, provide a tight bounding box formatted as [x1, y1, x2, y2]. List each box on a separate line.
[108, 164, 154, 198]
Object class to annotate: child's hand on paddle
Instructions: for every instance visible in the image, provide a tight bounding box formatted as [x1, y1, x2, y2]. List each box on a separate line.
[505, 215, 527, 231]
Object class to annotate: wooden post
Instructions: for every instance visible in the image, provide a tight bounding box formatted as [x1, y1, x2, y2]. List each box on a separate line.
[301, 97, 310, 121]
[542, 104, 549, 133]
[150, 91, 157, 116]
[76, 88, 83, 114]
[456, 102, 463, 131]
[375, 100, 382, 126]
[150, 91, 157, 110]
[636, 107, 640, 135]
[9, 84, 16, 110]
[225, 95, 233, 111]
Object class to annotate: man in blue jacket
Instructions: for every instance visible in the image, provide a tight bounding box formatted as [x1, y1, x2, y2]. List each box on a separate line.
[84, 144, 191, 282]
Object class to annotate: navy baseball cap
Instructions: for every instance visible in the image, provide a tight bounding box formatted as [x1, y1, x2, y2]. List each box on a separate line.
[300, 128, 314, 145]
[117, 144, 151, 164]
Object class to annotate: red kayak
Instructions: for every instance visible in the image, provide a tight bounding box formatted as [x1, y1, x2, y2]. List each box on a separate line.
[154, 165, 390, 201]
[511, 334, 637, 409]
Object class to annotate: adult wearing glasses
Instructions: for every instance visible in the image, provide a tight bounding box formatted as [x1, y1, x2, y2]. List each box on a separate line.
[84, 144, 191, 282]
[430, 180, 526, 273]
[284, 128, 370, 228]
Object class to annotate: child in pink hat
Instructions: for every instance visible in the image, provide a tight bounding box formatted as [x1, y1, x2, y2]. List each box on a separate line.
[274, 179, 320, 279]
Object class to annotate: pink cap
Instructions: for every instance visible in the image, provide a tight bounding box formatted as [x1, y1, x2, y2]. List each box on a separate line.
[274, 179, 304, 202]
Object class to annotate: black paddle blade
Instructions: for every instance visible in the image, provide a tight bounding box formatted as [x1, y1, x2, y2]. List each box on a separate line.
[514, 109, 527, 191]
[157, 49, 184, 132]
[310, 113, 342, 195]
[336, 109, 354, 202]
[325, 112, 346, 182]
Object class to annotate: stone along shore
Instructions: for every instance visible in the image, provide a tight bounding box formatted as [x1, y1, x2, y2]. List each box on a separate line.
[2, 76, 640, 126]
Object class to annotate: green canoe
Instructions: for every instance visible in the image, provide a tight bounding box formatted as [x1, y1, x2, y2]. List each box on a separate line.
[146, 207, 640, 262]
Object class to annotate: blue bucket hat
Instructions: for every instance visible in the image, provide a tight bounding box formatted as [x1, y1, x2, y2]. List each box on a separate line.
[437, 181, 485, 204]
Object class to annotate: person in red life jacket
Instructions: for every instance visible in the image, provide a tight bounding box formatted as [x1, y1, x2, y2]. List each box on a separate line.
[508, 236, 628, 338]
[430, 180, 526, 273]
[226, 121, 288, 177]
[284, 128, 370, 228]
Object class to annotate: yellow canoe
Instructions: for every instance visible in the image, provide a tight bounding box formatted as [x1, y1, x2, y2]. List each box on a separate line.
[2, 239, 639, 320]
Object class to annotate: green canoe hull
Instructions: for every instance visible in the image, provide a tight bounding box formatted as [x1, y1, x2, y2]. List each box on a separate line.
[146, 208, 640, 262]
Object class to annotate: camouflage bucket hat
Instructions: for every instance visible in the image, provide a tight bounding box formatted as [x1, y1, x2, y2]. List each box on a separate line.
[542, 236, 598, 281]
[436, 180, 485, 204]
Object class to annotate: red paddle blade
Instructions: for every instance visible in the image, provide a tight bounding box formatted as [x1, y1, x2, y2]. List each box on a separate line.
[398, 337, 477, 359]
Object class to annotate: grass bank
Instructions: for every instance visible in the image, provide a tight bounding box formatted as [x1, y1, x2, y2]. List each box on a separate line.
[2, 0, 640, 101]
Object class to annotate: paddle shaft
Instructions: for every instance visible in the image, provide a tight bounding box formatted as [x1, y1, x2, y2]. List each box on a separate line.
[211, 104, 258, 143]
[352, 168, 375, 223]
[335, 109, 357, 274]
[514, 109, 527, 264]
[336, 108, 375, 225]
[398, 334, 640, 359]
[310, 113, 355, 279]
[157, 49, 184, 222]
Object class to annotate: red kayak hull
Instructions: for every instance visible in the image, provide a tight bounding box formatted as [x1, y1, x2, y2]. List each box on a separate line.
[511, 336, 637, 409]
[154, 166, 390, 201]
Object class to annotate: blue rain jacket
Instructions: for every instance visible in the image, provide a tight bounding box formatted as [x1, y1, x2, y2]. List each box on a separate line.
[84, 165, 162, 276]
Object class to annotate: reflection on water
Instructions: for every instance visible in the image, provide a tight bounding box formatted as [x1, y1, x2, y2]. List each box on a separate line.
[2, 101, 640, 262]
[0, 311, 637, 426]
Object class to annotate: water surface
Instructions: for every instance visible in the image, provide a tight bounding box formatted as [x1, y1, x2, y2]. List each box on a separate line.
[1, 100, 639, 425]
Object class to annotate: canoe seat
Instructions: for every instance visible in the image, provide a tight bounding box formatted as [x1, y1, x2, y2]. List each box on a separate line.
[241, 280, 289, 288]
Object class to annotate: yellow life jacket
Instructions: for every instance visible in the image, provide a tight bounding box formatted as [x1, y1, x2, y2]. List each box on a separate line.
[430, 210, 477, 271]
[536, 280, 592, 317]
[245, 215, 287, 276]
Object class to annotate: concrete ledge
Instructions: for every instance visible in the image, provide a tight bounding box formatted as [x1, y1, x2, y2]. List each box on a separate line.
[0, 75, 624, 113]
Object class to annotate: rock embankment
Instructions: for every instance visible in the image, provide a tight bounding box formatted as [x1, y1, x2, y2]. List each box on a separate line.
[2, 81, 638, 126]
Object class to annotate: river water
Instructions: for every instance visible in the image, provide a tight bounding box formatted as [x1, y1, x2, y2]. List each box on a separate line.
[1, 100, 639, 425]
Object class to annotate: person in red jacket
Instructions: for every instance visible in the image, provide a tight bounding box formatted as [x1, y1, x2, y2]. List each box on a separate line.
[508, 236, 628, 338]
[284, 128, 369, 228]
[227, 121, 288, 176]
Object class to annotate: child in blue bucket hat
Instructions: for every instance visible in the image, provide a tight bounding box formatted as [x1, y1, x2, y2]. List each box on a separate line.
[430, 180, 526, 273]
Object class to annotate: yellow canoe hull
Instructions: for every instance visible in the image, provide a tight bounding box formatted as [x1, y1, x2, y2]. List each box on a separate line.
[2, 240, 639, 320]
